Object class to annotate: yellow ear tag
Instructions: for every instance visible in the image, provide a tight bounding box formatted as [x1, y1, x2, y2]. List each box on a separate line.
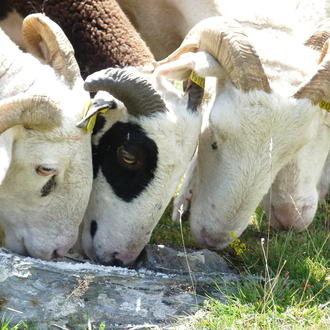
[81, 101, 110, 134]
[319, 100, 330, 113]
[189, 71, 205, 89]
[86, 113, 97, 134]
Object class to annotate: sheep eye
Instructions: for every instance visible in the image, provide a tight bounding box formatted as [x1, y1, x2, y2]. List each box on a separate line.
[35, 165, 58, 176]
[117, 146, 137, 165]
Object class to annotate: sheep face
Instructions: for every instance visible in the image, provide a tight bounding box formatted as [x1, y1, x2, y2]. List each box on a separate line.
[0, 71, 92, 261]
[0, 14, 93, 260]
[263, 113, 330, 231]
[79, 69, 203, 266]
[0, 117, 92, 260]
[180, 87, 319, 249]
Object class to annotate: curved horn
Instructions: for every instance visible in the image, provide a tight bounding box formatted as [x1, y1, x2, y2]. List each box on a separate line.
[84, 67, 167, 116]
[0, 95, 62, 133]
[159, 16, 271, 93]
[294, 40, 330, 104]
[22, 14, 81, 87]
[305, 20, 330, 52]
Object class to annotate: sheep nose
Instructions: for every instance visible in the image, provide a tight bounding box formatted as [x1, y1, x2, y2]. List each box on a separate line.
[51, 248, 66, 259]
[194, 227, 233, 250]
[96, 252, 124, 267]
[270, 203, 314, 231]
[102, 258, 124, 267]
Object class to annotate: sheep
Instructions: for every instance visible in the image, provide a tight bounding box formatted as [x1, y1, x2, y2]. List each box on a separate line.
[0, 14, 92, 260]
[78, 48, 224, 265]
[167, 8, 330, 249]
[0, 0, 154, 78]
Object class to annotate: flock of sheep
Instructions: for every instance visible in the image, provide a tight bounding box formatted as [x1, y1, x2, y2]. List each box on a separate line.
[0, 0, 329, 267]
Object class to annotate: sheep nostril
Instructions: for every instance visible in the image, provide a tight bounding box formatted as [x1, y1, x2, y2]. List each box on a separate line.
[101, 258, 124, 267]
[110, 259, 124, 267]
[90, 220, 98, 238]
[98, 252, 125, 267]
[52, 249, 64, 259]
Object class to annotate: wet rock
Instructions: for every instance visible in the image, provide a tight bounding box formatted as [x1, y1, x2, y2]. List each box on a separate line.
[136, 244, 233, 275]
[0, 246, 238, 328]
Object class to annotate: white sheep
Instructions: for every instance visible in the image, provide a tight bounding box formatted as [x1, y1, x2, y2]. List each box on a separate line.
[168, 9, 330, 248]
[0, 14, 92, 260]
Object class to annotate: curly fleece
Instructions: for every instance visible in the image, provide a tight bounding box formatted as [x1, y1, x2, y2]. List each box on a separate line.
[2, 0, 154, 78]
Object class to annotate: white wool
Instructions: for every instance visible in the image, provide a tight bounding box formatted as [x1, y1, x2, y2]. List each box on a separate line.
[173, 1, 330, 247]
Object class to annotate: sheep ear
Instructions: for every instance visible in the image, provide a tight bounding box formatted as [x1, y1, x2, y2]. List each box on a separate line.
[155, 51, 226, 81]
[0, 129, 14, 185]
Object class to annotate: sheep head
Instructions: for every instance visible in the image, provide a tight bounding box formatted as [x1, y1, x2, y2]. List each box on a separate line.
[171, 16, 328, 249]
[0, 14, 92, 260]
[75, 58, 206, 265]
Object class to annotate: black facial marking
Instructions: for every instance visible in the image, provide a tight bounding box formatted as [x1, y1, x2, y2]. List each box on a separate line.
[92, 144, 99, 178]
[211, 142, 218, 150]
[93, 122, 158, 202]
[90, 220, 98, 238]
[40, 176, 56, 197]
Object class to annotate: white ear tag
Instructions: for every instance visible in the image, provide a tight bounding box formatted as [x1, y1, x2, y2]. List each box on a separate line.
[0, 129, 14, 184]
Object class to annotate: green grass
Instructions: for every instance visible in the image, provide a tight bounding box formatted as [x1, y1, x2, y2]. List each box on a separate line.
[0, 316, 31, 330]
[151, 196, 330, 329]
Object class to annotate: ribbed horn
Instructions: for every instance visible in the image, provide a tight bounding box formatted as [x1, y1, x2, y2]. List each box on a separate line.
[84, 67, 167, 116]
[22, 14, 81, 87]
[0, 95, 62, 133]
[294, 39, 330, 104]
[159, 16, 271, 93]
[305, 20, 330, 52]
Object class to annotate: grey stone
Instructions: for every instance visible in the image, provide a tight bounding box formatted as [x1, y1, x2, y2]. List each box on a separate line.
[0, 246, 238, 328]
[136, 244, 233, 275]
